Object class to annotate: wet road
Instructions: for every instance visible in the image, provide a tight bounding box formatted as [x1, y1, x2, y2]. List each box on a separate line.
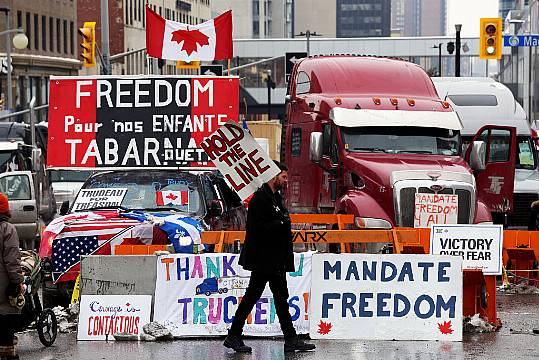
[17, 293, 539, 360]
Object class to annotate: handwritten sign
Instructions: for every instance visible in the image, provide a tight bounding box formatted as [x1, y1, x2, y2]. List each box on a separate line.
[309, 254, 463, 341]
[200, 121, 280, 200]
[77, 295, 152, 340]
[72, 188, 128, 211]
[153, 253, 312, 336]
[430, 224, 503, 275]
[414, 193, 458, 228]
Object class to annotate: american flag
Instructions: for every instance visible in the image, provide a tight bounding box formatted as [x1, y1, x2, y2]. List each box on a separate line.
[47, 211, 144, 283]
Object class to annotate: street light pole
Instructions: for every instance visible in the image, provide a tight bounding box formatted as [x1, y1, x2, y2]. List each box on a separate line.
[0, 7, 12, 110]
[432, 43, 442, 76]
[455, 24, 462, 77]
[296, 30, 321, 57]
[100, 0, 112, 75]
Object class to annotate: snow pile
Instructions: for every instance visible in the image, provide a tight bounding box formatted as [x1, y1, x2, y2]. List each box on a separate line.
[498, 282, 539, 294]
[53, 303, 80, 333]
[463, 314, 496, 333]
[113, 322, 173, 342]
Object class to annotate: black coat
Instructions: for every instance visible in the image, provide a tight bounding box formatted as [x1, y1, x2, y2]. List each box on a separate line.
[239, 184, 295, 273]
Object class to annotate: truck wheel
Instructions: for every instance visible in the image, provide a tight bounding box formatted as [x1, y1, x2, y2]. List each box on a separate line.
[196, 286, 201, 295]
[218, 289, 223, 294]
[223, 288, 228, 293]
[480, 284, 488, 309]
[205, 291, 211, 296]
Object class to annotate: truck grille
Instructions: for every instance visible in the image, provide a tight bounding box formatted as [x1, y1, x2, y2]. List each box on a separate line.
[398, 186, 472, 227]
[508, 193, 538, 227]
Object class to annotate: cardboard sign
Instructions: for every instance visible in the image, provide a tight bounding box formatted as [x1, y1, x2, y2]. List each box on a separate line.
[430, 224, 503, 275]
[153, 252, 312, 336]
[47, 76, 239, 169]
[72, 188, 128, 211]
[77, 295, 152, 340]
[309, 254, 463, 341]
[200, 121, 280, 200]
[414, 193, 458, 228]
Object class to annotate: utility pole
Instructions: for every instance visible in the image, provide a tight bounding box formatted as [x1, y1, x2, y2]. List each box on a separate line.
[100, 0, 112, 75]
[295, 30, 321, 57]
[455, 24, 462, 77]
[432, 43, 442, 76]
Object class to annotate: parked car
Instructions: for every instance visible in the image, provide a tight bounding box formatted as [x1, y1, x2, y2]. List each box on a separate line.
[48, 170, 94, 213]
[432, 77, 538, 228]
[39, 169, 246, 306]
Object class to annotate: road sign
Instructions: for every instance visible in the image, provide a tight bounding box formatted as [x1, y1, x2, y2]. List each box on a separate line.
[200, 64, 223, 76]
[504, 35, 539, 47]
[0, 58, 13, 74]
[285, 52, 307, 82]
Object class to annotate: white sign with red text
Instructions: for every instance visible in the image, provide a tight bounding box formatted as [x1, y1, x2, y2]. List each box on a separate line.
[77, 295, 152, 340]
[200, 121, 280, 201]
[414, 193, 458, 228]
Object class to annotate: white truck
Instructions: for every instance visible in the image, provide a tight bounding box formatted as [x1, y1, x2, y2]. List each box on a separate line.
[432, 77, 538, 228]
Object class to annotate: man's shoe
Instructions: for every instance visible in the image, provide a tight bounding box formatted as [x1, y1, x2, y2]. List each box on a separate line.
[223, 334, 252, 353]
[284, 337, 316, 352]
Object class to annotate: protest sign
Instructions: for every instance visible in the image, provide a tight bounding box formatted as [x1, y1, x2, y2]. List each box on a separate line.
[153, 252, 312, 336]
[414, 193, 458, 227]
[77, 294, 152, 340]
[72, 188, 127, 211]
[47, 76, 239, 168]
[200, 121, 280, 200]
[430, 224, 503, 275]
[309, 254, 462, 341]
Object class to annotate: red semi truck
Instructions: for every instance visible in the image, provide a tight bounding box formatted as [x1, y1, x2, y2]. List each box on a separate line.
[284, 55, 517, 229]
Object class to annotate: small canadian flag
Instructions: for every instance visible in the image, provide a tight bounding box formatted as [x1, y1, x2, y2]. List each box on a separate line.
[146, 6, 233, 62]
[156, 191, 189, 206]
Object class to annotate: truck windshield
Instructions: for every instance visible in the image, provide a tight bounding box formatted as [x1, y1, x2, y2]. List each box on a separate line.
[74, 171, 203, 215]
[341, 126, 460, 156]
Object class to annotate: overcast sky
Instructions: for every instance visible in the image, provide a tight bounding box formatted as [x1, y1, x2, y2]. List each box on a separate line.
[446, 0, 499, 36]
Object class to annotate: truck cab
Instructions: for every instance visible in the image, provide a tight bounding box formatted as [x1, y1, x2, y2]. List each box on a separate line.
[432, 77, 538, 228]
[285, 56, 517, 230]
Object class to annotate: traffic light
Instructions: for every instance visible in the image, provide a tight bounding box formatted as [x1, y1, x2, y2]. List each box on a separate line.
[479, 18, 502, 60]
[79, 21, 96, 67]
[446, 42, 455, 55]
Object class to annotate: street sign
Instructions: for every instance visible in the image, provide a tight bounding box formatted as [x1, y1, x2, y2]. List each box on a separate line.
[200, 64, 223, 76]
[504, 35, 539, 47]
[285, 52, 307, 82]
[0, 58, 13, 74]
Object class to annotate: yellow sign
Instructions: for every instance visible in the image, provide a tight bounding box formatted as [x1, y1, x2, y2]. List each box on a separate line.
[71, 275, 81, 304]
[176, 60, 201, 69]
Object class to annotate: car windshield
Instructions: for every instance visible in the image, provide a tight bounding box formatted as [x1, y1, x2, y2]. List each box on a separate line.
[74, 171, 203, 214]
[50, 170, 94, 183]
[341, 126, 461, 156]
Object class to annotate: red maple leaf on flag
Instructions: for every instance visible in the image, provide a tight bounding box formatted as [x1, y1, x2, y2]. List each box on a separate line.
[317, 320, 332, 335]
[438, 320, 454, 335]
[171, 28, 209, 55]
[166, 193, 178, 200]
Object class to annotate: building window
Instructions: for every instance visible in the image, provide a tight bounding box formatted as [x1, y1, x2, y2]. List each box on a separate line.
[70, 21, 75, 55]
[138, 0, 142, 22]
[34, 14, 39, 50]
[63, 20, 67, 53]
[134, 0, 137, 22]
[17, 11, 22, 28]
[42, 16, 46, 51]
[125, 0, 129, 25]
[49, 18, 53, 52]
[130, 0, 133, 25]
[56, 18, 60, 53]
[26, 12, 31, 49]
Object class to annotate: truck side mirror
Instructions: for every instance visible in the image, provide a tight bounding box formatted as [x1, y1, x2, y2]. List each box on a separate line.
[285, 94, 291, 103]
[310, 132, 323, 163]
[59, 200, 70, 216]
[469, 140, 486, 171]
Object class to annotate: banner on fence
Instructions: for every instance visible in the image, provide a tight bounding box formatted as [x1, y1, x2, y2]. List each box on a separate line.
[430, 224, 503, 275]
[200, 121, 280, 200]
[48, 76, 239, 169]
[153, 252, 312, 336]
[77, 294, 152, 340]
[309, 254, 463, 341]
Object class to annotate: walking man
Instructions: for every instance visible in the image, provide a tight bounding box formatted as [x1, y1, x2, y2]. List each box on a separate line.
[224, 161, 315, 353]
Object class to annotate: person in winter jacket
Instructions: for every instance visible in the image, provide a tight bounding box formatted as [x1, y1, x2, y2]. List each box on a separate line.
[0, 193, 24, 360]
[223, 161, 315, 353]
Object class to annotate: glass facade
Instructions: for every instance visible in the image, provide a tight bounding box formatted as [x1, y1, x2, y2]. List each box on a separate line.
[336, 0, 391, 37]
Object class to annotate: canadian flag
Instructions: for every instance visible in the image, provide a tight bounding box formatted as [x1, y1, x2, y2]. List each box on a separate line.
[146, 6, 233, 62]
[156, 191, 189, 206]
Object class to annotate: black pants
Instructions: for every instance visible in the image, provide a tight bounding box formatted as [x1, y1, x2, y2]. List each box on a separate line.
[229, 271, 297, 339]
[529, 204, 539, 230]
[0, 314, 18, 346]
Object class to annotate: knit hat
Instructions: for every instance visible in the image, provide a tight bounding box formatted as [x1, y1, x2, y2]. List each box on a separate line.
[0, 193, 9, 215]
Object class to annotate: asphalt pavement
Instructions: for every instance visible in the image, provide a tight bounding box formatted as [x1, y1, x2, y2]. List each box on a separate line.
[16, 293, 539, 360]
